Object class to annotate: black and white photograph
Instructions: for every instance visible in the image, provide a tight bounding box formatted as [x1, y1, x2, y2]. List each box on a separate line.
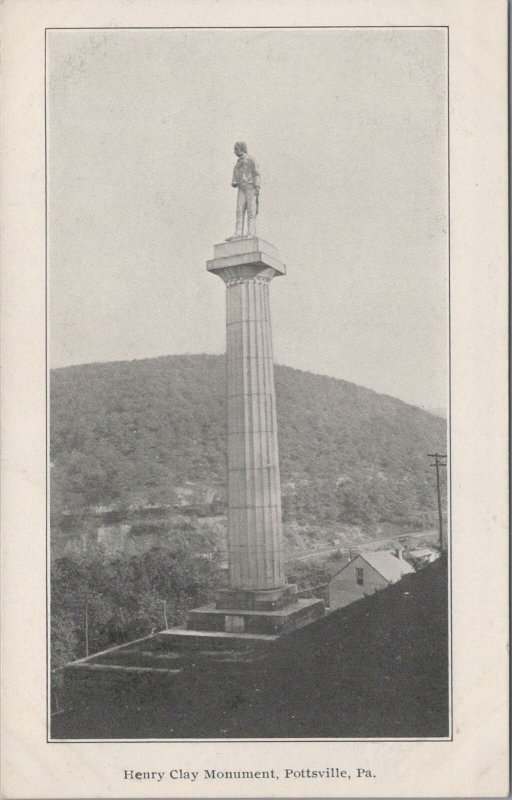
[48, 26, 450, 741]
[0, 2, 508, 797]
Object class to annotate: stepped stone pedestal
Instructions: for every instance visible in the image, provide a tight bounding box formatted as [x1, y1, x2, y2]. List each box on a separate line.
[161, 237, 324, 648]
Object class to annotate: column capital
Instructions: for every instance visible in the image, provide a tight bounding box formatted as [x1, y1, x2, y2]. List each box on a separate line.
[207, 236, 286, 285]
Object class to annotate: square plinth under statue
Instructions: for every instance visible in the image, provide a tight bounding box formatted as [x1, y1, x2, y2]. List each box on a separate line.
[207, 236, 286, 281]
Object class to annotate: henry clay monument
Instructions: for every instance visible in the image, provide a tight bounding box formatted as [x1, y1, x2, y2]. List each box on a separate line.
[61, 144, 326, 715]
[165, 143, 325, 642]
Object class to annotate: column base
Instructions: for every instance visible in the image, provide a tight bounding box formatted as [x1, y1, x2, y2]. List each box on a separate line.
[215, 584, 298, 611]
[185, 597, 325, 637]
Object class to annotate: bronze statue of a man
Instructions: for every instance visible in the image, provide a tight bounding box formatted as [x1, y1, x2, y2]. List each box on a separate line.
[226, 141, 260, 240]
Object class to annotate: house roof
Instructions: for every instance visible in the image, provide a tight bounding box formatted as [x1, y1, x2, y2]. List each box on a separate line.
[360, 551, 415, 582]
[330, 550, 415, 584]
[409, 548, 439, 558]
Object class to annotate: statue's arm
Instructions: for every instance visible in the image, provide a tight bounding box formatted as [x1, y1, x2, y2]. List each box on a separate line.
[253, 159, 261, 189]
[231, 164, 239, 188]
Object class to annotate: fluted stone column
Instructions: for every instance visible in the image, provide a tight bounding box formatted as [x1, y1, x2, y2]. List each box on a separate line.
[178, 237, 324, 636]
[225, 268, 284, 590]
[207, 238, 294, 610]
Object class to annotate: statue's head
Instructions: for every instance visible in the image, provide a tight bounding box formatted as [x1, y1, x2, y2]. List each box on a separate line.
[234, 141, 247, 156]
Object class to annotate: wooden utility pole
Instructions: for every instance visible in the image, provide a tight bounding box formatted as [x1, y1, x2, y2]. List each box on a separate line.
[428, 453, 447, 550]
[84, 597, 89, 657]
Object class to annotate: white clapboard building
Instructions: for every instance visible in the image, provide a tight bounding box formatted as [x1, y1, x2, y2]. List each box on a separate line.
[329, 549, 415, 610]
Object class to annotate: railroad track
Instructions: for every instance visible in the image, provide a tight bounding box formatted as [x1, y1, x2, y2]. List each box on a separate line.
[284, 529, 440, 562]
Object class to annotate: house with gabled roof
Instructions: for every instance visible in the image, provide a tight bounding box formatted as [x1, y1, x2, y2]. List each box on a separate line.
[328, 549, 415, 610]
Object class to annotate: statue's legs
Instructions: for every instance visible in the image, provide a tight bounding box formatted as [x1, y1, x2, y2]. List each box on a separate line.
[234, 187, 246, 237]
[245, 183, 257, 237]
[232, 182, 257, 239]
[246, 212, 256, 237]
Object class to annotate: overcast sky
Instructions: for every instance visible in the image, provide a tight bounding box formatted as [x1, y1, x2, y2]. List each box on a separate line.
[48, 27, 448, 411]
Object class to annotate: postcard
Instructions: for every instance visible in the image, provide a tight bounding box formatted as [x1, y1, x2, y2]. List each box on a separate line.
[1, 0, 508, 797]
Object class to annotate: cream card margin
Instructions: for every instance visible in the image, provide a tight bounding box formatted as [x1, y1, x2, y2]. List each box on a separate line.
[1, 0, 508, 797]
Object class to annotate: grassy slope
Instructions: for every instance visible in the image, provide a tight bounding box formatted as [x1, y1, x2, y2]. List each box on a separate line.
[53, 556, 448, 739]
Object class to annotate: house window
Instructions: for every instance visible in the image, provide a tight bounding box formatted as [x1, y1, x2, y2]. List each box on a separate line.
[356, 567, 364, 586]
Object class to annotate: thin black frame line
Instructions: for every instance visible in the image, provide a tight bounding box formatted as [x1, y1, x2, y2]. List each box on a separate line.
[508, 7, 512, 777]
[48, 737, 452, 744]
[45, 28, 50, 735]
[44, 25, 449, 30]
[45, 24, 452, 744]
[447, 24, 453, 741]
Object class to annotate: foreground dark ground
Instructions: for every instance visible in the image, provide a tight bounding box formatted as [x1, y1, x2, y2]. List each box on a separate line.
[52, 556, 448, 740]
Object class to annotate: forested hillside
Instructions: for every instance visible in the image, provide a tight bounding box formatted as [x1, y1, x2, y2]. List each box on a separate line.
[50, 354, 446, 529]
[50, 354, 447, 682]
